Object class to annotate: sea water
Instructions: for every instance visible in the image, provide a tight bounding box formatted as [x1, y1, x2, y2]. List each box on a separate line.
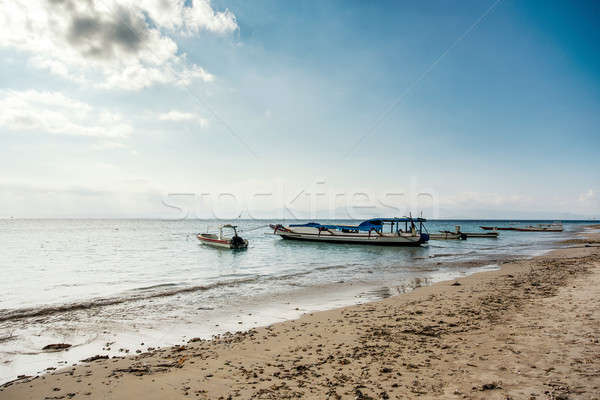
[0, 219, 588, 383]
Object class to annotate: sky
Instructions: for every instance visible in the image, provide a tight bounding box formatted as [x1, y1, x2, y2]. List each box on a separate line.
[0, 0, 598, 219]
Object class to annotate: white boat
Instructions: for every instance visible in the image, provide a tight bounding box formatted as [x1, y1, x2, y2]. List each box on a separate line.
[431, 226, 497, 239]
[270, 217, 429, 246]
[429, 231, 467, 240]
[197, 224, 248, 249]
[513, 222, 563, 232]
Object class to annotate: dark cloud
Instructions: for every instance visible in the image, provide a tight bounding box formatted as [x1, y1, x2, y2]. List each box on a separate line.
[107, 8, 147, 52]
[51, 1, 149, 60]
[69, 16, 101, 38]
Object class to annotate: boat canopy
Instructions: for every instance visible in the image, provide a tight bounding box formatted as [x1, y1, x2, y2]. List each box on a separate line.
[289, 217, 426, 232]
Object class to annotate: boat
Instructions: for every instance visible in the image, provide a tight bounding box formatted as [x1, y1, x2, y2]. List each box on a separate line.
[463, 231, 499, 238]
[481, 223, 562, 232]
[445, 225, 498, 238]
[429, 231, 467, 240]
[197, 224, 248, 249]
[270, 217, 429, 246]
[513, 223, 563, 232]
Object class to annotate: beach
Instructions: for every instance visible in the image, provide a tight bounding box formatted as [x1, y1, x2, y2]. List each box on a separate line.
[0, 219, 568, 384]
[1, 228, 599, 399]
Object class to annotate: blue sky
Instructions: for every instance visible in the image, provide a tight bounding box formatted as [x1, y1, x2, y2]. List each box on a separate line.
[0, 0, 598, 218]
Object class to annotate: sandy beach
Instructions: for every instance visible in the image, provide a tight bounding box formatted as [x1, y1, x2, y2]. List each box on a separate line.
[2, 230, 599, 400]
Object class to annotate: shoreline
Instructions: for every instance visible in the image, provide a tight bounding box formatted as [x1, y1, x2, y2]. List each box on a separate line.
[0, 252, 520, 384]
[2, 229, 599, 399]
[0, 262, 504, 386]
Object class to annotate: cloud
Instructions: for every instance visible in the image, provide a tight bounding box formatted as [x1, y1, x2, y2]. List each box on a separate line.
[0, 0, 235, 90]
[158, 110, 208, 126]
[137, 0, 238, 35]
[0, 89, 132, 138]
[579, 189, 597, 202]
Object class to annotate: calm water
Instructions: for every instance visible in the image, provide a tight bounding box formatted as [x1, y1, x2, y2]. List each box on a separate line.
[0, 219, 589, 383]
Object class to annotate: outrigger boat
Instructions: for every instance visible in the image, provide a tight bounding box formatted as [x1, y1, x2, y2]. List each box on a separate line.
[463, 231, 499, 238]
[270, 217, 429, 246]
[197, 224, 248, 249]
[481, 223, 562, 232]
[429, 231, 467, 240]
[433, 225, 498, 239]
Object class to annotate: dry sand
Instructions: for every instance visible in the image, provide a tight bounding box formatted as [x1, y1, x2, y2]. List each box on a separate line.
[2, 232, 600, 399]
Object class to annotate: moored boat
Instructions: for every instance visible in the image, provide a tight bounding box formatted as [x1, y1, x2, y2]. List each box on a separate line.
[429, 231, 467, 240]
[481, 223, 562, 232]
[270, 217, 429, 246]
[513, 223, 563, 232]
[446, 225, 498, 238]
[197, 224, 248, 249]
[463, 232, 499, 238]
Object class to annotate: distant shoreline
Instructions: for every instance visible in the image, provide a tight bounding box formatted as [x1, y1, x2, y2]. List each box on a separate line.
[1, 217, 598, 222]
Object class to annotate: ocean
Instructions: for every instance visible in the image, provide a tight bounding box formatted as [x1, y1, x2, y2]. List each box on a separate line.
[0, 219, 589, 383]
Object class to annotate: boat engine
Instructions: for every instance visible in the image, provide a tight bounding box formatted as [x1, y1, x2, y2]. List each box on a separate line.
[231, 235, 246, 249]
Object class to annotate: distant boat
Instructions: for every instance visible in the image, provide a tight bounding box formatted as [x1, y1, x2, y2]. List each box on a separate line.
[429, 231, 467, 240]
[481, 223, 562, 232]
[197, 224, 248, 249]
[463, 231, 499, 238]
[430, 225, 498, 240]
[270, 217, 429, 246]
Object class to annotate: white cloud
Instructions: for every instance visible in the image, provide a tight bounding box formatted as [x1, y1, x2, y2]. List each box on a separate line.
[158, 110, 208, 126]
[137, 0, 238, 35]
[0, 89, 132, 138]
[0, 0, 236, 90]
[579, 189, 596, 202]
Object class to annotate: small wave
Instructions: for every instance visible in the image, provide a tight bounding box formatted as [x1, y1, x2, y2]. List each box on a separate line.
[0, 266, 343, 323]
[274, 270, 312, 280]
[0, 276, 260, 323]
[314, 264, 347, 272]
[134, 283, 181, 291]
[426, 253, 465, 259]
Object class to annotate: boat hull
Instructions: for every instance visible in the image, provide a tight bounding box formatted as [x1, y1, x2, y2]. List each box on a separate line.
[429, 232, 466, 240]
[512, 228, 563, 232]
[481, 226, 514, 231]
[480, 226, 562, 232]
[463, 232, 499, 238]
[197, 234, 248, 249]
[278, 234, 425, 246]
[272, 229, 427, 246]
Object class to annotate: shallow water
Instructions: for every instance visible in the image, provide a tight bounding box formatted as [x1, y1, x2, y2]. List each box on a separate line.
[0, 219, 589, 383]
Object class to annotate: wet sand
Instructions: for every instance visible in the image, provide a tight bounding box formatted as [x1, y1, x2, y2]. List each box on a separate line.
[2, 231, 599, 399]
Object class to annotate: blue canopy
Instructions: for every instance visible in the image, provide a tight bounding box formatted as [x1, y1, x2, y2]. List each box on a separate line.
[289, 217, 426, 232]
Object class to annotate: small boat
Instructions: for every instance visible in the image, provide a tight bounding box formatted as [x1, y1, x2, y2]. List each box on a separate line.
[429, 225, 498, 240]
[270, 217, 429, 246]
[513, 223, 563, 232]
[481, 223, 562, 232]
[444, 225, 498, 238]
[429, 231, 467, 240]
[464, 232, 499, 238]
[197, 224, 248, 249]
